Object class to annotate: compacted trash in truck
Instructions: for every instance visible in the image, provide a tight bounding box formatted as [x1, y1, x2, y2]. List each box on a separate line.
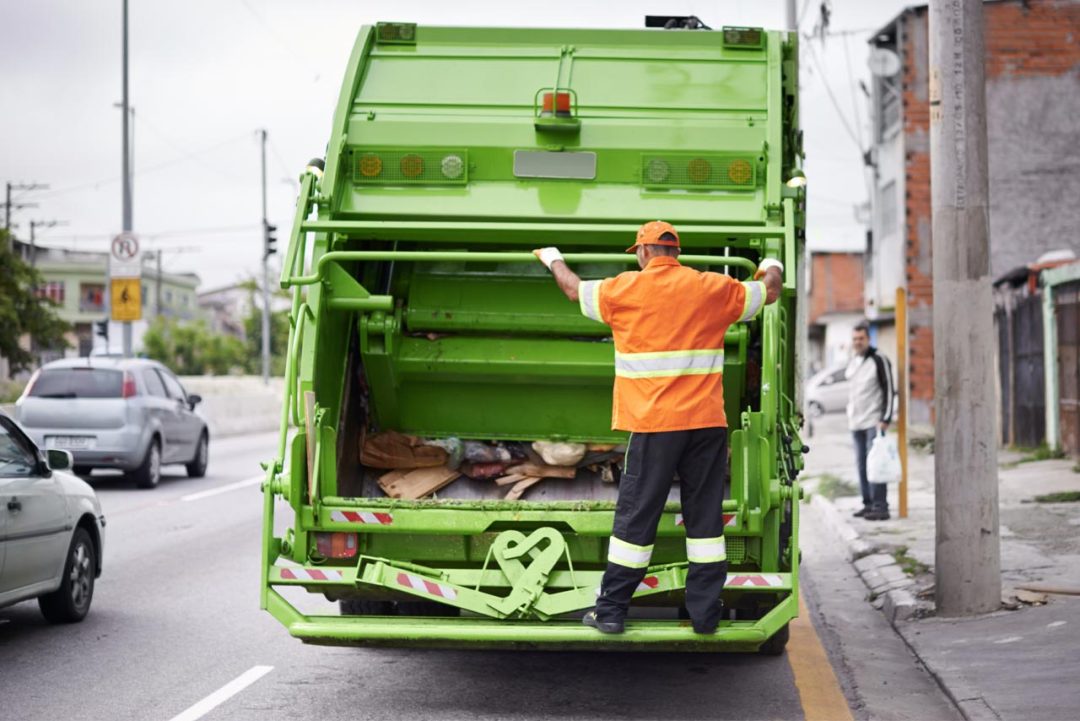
[261, 20, 808, 652]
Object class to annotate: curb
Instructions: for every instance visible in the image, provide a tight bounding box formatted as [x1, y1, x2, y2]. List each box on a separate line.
[809, 494, 918, 623]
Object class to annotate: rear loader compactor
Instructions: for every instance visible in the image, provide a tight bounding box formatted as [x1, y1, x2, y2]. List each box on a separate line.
[261, 21, 808, 652]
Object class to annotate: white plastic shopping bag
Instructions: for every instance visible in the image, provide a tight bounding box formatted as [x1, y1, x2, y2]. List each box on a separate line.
[866, 430, 902, 484]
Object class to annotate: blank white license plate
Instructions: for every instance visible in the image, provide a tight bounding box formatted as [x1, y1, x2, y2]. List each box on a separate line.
[47, 436, 96, 450]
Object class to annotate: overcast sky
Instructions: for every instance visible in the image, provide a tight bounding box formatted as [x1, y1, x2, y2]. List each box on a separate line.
[1, 0, 909, 291]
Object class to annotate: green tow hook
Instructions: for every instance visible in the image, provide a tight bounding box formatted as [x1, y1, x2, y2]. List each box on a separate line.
[488, 528, 567, 619]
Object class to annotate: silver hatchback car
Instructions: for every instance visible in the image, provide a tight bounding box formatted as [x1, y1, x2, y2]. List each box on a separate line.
[15, 358, 209, 489]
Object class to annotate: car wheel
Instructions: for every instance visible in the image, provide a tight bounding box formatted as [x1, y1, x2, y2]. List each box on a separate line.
[130, 438, 162, 489]
[38, 527, 96, 623]
[186, 432, 208, 478]
[807, 401, 825, 418]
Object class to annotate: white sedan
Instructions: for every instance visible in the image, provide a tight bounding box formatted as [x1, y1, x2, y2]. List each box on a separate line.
[0, 411, 105, 622]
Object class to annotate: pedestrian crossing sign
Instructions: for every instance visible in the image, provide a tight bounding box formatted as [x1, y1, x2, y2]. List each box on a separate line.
[111, 278, 142, 321]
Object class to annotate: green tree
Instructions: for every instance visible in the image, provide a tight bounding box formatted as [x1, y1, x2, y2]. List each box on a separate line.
[142, 317, 247, 375]
[0, 231, 70, 372]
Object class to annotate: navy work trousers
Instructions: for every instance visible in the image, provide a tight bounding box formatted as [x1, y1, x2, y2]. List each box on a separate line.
[595, 427, 729, 630]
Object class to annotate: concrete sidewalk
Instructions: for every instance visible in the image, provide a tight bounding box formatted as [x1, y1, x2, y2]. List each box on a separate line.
[804, 413, 1080, 721]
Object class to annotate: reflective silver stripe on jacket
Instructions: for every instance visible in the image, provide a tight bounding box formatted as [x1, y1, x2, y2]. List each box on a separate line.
[579, 279, 603, 322]
[739, 281, 766, 322]
[613, 349, 725, 379]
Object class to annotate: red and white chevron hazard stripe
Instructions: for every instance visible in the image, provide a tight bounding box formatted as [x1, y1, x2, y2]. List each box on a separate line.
[330, 510, 393, 525]
[726, 574, 784, 588]
[279, 567, 344, 581]
[635, 576, 661, 594]
[675, 513, 736, 528]
[396, 572, 458, 601]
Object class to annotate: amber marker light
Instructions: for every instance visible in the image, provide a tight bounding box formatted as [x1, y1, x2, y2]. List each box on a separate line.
[400, 154, 424, 178]
[359, 154, 383, 177]
[687, 158, 712, 183]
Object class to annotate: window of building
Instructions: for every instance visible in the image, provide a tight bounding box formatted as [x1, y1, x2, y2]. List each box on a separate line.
[36, 281, 65, 304]
[79, 283, 106, 313]
[164, 289, 173, 305]
[142, 283, 148, 308]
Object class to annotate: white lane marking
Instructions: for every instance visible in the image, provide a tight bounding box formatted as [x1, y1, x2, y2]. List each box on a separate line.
[167, 665, 273, 721]
[993, 636, 1023, 644]
[181, 475, 264, 502]
[1047, 620, 1067, 628]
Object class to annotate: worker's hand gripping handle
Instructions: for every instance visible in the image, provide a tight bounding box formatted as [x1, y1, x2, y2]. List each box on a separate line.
[754, 258, 784, 281]
[533, 247, 565, 270]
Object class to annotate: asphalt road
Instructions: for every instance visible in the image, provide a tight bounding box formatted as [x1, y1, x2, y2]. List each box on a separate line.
[0, 431, 954, 721]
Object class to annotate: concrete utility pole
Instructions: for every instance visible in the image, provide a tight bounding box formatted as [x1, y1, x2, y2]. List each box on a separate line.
[785, 0, 797, 31]
[260, 129, 271, 385]
[929, 0, 1001, 616]
[121, 0, 134, 358]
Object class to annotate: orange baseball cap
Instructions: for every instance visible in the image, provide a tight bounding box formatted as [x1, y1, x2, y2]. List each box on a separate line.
[626, 220, 680, 253]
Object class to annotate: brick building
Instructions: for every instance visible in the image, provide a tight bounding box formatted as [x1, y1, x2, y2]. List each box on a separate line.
[866, 0, 1080, 424]
[807, 251, 866, 373]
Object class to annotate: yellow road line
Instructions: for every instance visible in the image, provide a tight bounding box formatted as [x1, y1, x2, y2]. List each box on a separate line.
[788, 594, 855, 721]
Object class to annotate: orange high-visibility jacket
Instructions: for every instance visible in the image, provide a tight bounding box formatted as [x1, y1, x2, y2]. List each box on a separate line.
[579, 256, 766, 433]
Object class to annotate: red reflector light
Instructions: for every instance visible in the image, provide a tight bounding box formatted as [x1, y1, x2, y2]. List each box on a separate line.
[541, 91, 572, 116]
[315, 532, 358, 559]
[122, 371, 138, 398]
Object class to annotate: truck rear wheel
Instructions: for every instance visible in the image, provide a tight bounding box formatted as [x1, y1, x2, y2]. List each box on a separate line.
[758, 623, 790, 656]
[396, 601, 461, 617]
[340, 599, 394, 615]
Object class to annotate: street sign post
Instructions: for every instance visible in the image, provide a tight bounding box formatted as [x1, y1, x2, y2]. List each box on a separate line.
[110, 231, 142, 326]
[110, 277, 142, 321]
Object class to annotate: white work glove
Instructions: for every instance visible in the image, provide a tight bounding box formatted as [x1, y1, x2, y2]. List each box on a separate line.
[533, 247, 564, 270]
[754, 258, 784, 280]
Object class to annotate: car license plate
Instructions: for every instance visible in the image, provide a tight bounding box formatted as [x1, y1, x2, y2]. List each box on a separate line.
[47, 435, 96, 450]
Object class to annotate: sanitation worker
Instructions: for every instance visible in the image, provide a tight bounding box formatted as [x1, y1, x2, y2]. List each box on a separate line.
[534, 221, 783, 634]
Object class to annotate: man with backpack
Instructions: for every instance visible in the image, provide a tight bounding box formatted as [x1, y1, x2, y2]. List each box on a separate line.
[846, 322, 895, 521]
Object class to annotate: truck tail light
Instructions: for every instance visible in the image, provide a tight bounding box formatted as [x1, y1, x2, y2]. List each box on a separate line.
[122, 371, 138, 398]
[315, 532, 358, 559]
[540, 91, 572, 118]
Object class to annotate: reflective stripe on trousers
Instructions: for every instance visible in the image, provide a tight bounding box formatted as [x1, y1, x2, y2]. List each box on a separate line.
[686, 536, 727, 563]
[607, 536, 653, 569]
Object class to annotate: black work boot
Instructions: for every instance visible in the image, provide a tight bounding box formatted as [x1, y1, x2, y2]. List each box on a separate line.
[583, 609, 624, 634]
[853, 507, 870, 518]
[865, 509, 891, 521]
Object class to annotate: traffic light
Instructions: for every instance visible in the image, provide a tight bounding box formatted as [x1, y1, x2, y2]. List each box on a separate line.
[95, 320, 109, 339]
[264, 222, 278, 258]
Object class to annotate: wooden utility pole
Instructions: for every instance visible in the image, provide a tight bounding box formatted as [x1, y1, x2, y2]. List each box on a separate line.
[929, 0, 1001, 616]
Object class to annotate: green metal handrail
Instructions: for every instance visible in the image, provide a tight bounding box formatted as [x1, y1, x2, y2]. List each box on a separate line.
[283, 251, 759, 287]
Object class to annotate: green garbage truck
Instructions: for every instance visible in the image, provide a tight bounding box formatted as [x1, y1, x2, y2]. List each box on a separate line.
[261, 19, 807, 652]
